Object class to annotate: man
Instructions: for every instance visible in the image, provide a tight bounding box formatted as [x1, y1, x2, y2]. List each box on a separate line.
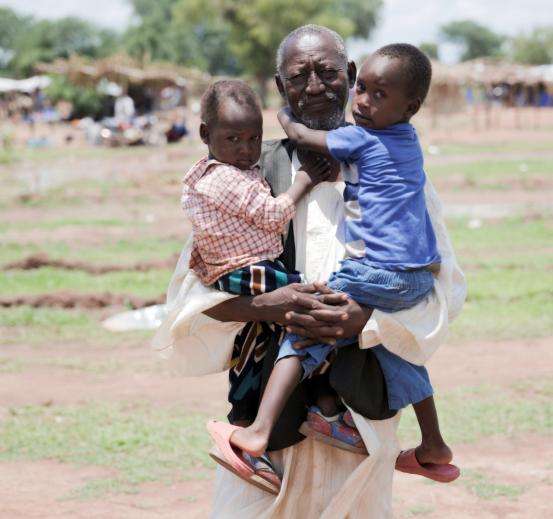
[154, 25, 465, 518]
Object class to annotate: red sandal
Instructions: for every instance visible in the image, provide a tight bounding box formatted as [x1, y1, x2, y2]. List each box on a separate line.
[395, 448, 460, 483]
[207, 420, 280, 495]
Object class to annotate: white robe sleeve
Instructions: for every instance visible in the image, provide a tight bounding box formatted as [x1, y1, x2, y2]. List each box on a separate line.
[359, 179, 467, 365]
[151, 235, 245, 376]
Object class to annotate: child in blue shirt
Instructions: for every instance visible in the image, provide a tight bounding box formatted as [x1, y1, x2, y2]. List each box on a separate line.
[218, 44, 459, 483]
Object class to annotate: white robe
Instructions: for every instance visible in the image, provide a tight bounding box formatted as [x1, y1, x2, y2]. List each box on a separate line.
[152, 154, 466, 518]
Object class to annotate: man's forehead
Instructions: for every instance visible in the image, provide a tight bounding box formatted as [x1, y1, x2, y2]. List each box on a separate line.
[282, 33, 344, 69]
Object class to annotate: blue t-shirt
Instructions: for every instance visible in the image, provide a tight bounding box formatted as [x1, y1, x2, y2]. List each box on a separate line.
[326, 123, 440, 270]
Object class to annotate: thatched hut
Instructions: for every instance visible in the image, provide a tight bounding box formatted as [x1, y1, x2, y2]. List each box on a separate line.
[36, 54, 212, 110]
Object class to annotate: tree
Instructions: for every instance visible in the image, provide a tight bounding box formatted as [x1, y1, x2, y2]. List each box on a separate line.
[509, 27, 553, 65]
[171, 0, 243, 75]
[0, 7, 32, 72]
[419, 42, 439, 60]
[6, 16, 120, 77]
[441, 20, 504, 61]
[220, 0, 383, 104]
[125, 0, 242, 74]
[124, 0, 181, 63]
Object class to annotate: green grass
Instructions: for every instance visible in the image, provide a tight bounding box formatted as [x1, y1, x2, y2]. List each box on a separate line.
[5, 178, 135, 209]
[407, 504, 435, 516]
[448, 217, 552, 257]
[0, 354, 165, 375]
[426, 141, 553, 156]
[447, 217, 553, 341]
[0, 357, 24, 373]
[0, 217, 131, 233]
[0, 236, 182, 265]
[2, 267, 171, 299]
[4, 145, 154, 166]
[451, 267, 553, 341]
[426, 158, 553, 188]
[398, 378, 553, 446]
[0, 306, 149, 345]
[0, 403, 214, 498]
[462, 470, 526, 500]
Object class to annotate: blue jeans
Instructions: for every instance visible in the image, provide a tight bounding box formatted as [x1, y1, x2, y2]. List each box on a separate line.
[277, 259, 434, 409]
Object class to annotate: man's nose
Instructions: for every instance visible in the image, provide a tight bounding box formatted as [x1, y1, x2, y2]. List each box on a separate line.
[305, 70, 325, 95]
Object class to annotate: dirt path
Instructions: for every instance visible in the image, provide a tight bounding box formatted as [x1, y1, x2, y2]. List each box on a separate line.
[393, 433, 553, 519]
[427, 336, 553, 391]
[1, 336, 551, 517]
[2, 336, 549, 411]
[1, 432, 549, 518]
[0, 460, 213, 519]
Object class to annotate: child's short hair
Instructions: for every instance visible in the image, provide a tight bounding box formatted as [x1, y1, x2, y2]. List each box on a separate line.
[200, 80, 261, 126]
[375, 43, 432, 103]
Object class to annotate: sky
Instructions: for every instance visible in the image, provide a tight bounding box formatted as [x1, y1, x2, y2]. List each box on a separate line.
[2, 0, 553, 63]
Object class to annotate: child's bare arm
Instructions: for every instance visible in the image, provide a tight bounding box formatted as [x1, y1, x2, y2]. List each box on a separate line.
[284, 153, 332, 205]
[278, 107, 330, 155]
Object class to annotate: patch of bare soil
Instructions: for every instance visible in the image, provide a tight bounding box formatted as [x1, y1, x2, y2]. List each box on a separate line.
[427, 336, 553, 391]
[0, 460, 213, 519]
[0, 340, 229, 415]
[0, 292, 165, 309]
[3, 253, 178, 274]
[393, 433, 553, 519]
[1, 332, 551, 517]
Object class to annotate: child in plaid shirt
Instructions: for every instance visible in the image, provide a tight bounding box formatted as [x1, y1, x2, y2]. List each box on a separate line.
[182, 79, 331, 305]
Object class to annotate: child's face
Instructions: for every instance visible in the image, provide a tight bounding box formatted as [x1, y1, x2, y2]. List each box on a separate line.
[200, 101, 263, 170]
[351, 54, 420, 130]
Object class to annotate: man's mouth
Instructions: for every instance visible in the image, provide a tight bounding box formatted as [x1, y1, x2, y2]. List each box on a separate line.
[299, 94, 338, 113]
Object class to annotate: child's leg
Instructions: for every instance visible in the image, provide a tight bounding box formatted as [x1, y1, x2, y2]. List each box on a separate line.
[308, 372, 341, 417]
[230, 356, 303, 456]
[412, 396, 453, 465]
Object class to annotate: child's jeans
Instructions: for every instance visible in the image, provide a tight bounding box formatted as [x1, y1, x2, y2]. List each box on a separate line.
[277, 259, 435, 410]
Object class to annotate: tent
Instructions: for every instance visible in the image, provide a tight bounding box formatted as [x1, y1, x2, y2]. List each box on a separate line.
[0, 75, 51, 94]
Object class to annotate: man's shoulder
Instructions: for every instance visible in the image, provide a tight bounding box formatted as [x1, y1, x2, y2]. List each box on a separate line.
[259, 139, 295, 194]
[261, 138, 294, 160]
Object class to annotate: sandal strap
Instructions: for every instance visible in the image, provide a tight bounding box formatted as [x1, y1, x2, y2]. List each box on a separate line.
[242, 452, 278, 475]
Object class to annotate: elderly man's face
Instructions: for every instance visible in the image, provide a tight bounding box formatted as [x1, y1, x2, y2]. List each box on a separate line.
[276, 33, 356, 130]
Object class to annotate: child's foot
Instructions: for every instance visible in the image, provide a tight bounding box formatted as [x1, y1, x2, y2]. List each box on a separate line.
[230, 424, 270, 458]
[299, 406, 367, 455]
[415, 441, 453, 465]
[316, 393, 340, 418]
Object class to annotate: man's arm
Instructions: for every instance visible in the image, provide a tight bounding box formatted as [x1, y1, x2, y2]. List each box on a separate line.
[278, 107, 330, 155]
[280, 283, 373, 347]
[204, 283, 354, 344]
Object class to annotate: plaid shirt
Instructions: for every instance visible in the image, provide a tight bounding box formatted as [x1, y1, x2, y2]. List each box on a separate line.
[182, 158, 296, 285]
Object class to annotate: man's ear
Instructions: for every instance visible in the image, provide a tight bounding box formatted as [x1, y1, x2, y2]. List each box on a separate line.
[404, 98, 421, 119]
[199, 122, 209, 145]
[275, 74, 286, 100]
[347, 60, 357, 89]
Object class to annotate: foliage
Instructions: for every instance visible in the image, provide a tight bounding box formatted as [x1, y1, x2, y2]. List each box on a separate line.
[220, 0, 382, 104]
[509, 27, 553, 65]
[45, 75, 108, 119]
[0, 7, 32, 71]
[0, 7, 120, 77]
[419, 42, 439, 60]
[441, 20, 504, 61]
[123, 0, 382, 103]
[124, 0, 241, 75]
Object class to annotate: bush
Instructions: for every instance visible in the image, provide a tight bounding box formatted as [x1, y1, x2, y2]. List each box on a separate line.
[45, 75, 108, 119]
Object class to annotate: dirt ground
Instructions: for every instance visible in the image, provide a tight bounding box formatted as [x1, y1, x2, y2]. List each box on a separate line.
[1, 336, 551, 518]
[1, 108, 552, 518]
